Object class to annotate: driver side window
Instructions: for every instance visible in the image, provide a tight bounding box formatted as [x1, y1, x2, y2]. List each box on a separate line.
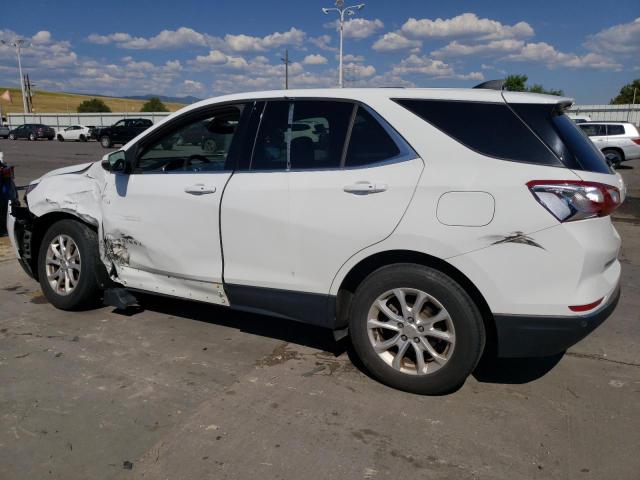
[136, 105, 243, 174]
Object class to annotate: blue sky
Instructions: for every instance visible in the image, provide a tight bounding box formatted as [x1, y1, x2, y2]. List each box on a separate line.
[1, 0, 639, 103]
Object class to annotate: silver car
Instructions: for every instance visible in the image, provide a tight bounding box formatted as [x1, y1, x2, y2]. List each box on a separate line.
[579, 122, 640, 167]
[0, 125, 10, 139]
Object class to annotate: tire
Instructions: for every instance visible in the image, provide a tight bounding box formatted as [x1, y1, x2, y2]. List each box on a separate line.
[29, 133, 36, 141]
[79, 134, 87, 142]
[37, 219, 104, 310]
[48, 136, 53, 141]
[8, 133, 15, 140]
[100, 135, 112, 148]
[349, 264, 485, 395]
[602, 148, 623, 168]
[57, 134, 64, 141]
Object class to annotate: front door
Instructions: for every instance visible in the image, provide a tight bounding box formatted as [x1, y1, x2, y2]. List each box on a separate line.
[102, 104, 245, 304]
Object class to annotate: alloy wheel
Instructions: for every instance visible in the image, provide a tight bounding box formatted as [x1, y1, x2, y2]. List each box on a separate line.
[45, 234, 81, 296]
[367, 288, 456, 375]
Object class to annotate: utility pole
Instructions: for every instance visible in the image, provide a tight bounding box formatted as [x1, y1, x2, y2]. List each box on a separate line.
[25, 74, 34, 113]
[281, 49, 291, 89]
[1, 39, 29, 113]
[322, 0, 365, 88]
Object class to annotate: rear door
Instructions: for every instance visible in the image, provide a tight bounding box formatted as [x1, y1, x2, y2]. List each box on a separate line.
[221, 99, 422, 297]
[580, 123, 608, 149]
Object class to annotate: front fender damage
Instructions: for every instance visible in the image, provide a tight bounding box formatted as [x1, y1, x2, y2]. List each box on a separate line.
[24, 162, 124, 282]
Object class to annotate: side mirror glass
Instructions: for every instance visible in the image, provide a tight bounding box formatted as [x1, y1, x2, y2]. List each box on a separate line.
[101, 151, 127, 173]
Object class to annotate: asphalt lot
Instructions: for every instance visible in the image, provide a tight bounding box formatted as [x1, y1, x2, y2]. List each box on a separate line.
[1, 138, 639, 480]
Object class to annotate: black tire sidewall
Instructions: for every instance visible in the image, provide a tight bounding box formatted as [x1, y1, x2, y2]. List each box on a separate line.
[350, 264, 485, 395]
[37, 219, 102, 310]
[101, 136, 111, 148]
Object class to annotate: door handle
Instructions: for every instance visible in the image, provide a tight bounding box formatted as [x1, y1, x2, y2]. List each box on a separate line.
[343, 182, 388, 195]
[184, 184, 216, 195]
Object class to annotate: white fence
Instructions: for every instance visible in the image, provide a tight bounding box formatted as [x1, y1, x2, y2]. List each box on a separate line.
[2, 104, 639, 129]
[3, 112, 171, 129]
[566, 104, 640, 124]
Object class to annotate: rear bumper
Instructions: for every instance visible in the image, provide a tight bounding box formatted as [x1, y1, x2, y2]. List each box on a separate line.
[494, 282, 621, 357]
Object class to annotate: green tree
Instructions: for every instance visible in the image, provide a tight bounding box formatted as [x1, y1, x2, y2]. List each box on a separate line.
[504, 74, 564, 96]
[610, 79, 640, 104]
[77, 98, 111, 113]
[140, 97, 168, 112]
[504, 74, 528, 92]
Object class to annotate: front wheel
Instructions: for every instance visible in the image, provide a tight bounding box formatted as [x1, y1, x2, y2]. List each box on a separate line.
[100, 135, 112, 148]
[349, 264, 485, 395]
[37, 219, 104, 310]
[57, 134, 64, 141]
[9, 133, 15, 140]
[29, 133, 36, 141]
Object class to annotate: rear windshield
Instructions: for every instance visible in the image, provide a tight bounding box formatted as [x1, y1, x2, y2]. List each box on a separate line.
[394, 99, 563, 167]
[510, 103, 611, 174]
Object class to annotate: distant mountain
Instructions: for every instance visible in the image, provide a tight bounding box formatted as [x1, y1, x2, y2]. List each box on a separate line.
[123, 94, 202, 104]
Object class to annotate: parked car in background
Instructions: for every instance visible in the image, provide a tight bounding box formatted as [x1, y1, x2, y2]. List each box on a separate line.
[56, 125, 91, 142]
[578, 122, 640, 167]
[8, 124, 55, 141]
[568, 114, 591, 124]
[8, 87, 624, 394]
[0, 125, 10, 139]
[93, 118, 153, 148]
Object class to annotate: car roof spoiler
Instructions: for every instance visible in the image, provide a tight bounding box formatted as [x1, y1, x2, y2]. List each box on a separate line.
[472, 79, 506, 91]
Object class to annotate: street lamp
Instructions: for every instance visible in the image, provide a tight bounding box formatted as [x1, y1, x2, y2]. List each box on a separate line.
[0, 39, 29, 113]
[322, 0, 365, 88]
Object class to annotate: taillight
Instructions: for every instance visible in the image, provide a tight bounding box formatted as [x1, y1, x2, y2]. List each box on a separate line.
[632, 138, 640, 145]
[527, 180, 621, 222]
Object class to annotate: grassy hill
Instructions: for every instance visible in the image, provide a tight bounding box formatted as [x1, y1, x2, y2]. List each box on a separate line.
[0, 87, 186, 114]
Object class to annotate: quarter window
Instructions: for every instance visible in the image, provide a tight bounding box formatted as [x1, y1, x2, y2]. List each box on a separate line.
[136, 106, 242, 173]
[345, 107, 401, 167]
[579, 124, 606, 137]
[607, 125, 625, 135]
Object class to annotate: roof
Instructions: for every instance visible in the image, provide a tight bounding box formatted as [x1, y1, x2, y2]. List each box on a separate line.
[181, 87, 573, 113]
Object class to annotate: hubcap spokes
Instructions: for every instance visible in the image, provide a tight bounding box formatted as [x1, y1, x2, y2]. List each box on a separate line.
[367, 288, 455, 375]
[45, 234, 81, 296]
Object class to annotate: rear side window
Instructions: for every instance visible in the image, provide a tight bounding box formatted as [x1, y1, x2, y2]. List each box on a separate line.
[394, 99, 562, 166]
[607, 125, 625, 135]
[579, 124, 605, 137]
[345, 107, 401, 167]
[511, 104, 611, 174]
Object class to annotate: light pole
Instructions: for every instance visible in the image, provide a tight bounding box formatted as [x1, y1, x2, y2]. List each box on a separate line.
[0, 39, 29, 113]
[322, 0, 365, 88]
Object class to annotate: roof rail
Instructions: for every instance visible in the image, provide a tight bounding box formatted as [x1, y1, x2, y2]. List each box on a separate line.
[473, 79, 506, 91]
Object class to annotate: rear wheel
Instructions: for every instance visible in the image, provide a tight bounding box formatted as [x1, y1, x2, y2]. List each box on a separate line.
[37, 219, 104, 310]
[9, 133, 15, 140]
[349, 264, 485, 395]
[603, 148, 623, 168]
[100, 135, 112, 148]
[79, 134, 87, 142]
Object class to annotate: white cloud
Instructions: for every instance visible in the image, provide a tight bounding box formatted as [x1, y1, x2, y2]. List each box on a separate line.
[178, 79, 206, 96]
[303, 54, 328, 65]
[88, 27, 210, 49]
[372, 32, 422, 52]
[224, 27, 305, 52]
[309, 34, 335, 51]
[505, 42, 622, 69]
[32, 30, 52, 44]
[195, 49, 229, 65]
[432, 39, 524, 57]
[343, 54, 364, 63]
[343, 62, 376, 78]
[401, 13, 534, 40]
[325, 18, 384, 39]
[585, 17, 640, 55]
[391, 54, 483, 80]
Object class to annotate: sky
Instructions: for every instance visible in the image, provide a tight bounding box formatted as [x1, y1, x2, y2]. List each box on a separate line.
[0, 0, 639, 104]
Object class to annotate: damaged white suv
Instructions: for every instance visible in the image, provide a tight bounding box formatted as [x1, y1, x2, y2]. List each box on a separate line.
[7, 87, 624, 394]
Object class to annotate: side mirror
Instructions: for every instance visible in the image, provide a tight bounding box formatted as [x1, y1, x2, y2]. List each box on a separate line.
[101, 150, 129, 173]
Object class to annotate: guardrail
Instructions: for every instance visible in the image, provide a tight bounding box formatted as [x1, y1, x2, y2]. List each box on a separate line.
[567, 104, 640, 124]
[3, 112, 172, 129]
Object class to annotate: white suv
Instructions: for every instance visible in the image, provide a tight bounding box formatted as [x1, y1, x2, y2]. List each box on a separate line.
[7, 87, 624, 394]
[578, 121, 640, 167]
